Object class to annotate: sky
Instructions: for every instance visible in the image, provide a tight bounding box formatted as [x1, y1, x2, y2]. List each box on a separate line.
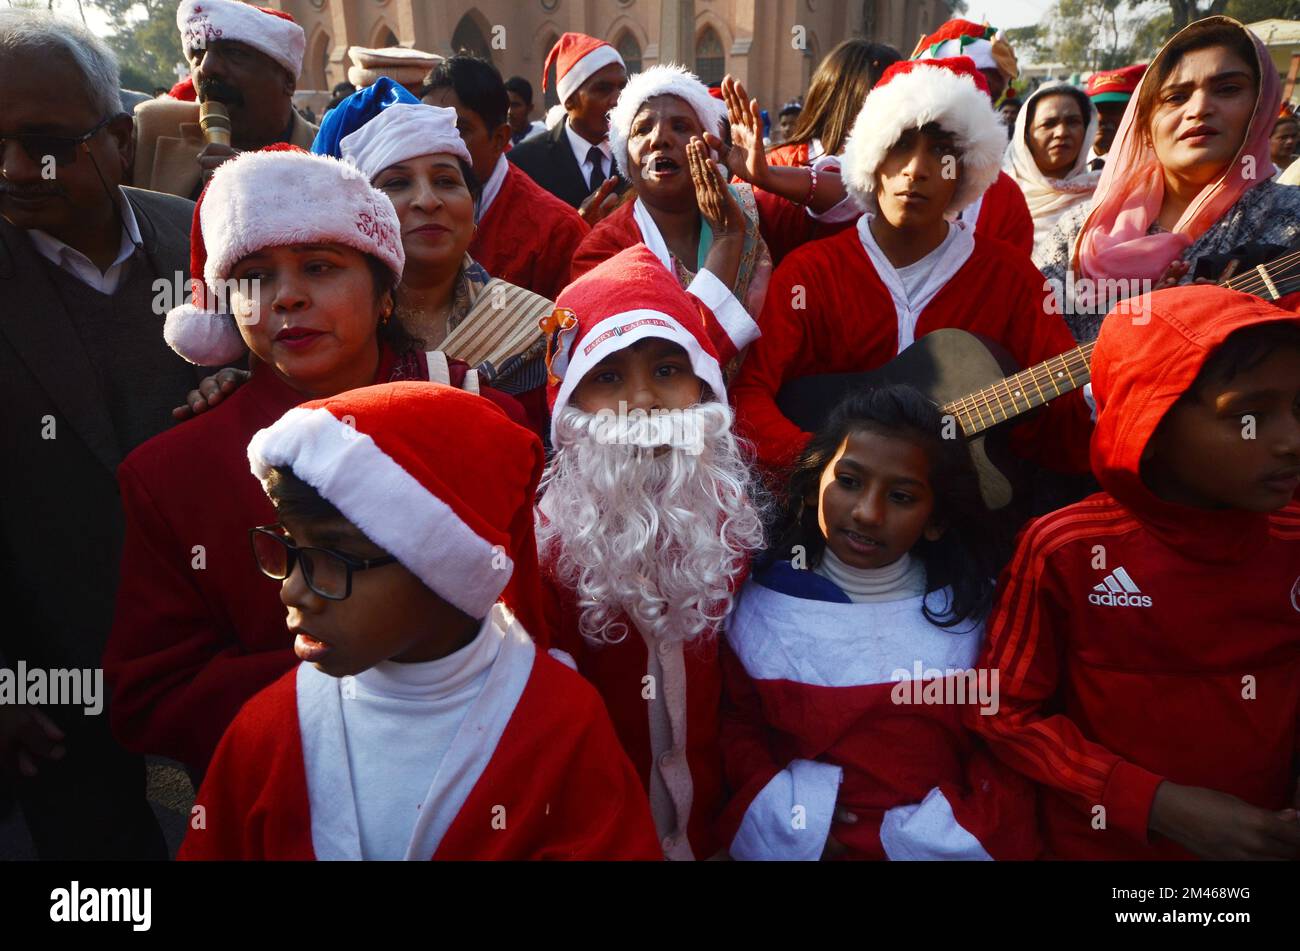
[966, 0, 1060, 30]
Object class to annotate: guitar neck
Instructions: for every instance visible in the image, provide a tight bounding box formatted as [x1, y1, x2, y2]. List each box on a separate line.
[943, 341, 1096, 436]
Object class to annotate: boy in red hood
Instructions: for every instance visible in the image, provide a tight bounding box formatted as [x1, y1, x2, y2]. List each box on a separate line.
[969, 284, 1300, 860]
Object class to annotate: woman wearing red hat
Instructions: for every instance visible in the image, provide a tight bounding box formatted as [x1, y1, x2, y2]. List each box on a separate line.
[103, 147, 521, 780]
[1037, 16, 1300, 342]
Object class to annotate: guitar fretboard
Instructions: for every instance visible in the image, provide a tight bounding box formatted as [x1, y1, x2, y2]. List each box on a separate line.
[937, 245, 1300, 437]
[944, 341, 1096, 436]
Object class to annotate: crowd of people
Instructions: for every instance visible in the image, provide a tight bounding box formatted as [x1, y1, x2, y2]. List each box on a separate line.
[0, 1, 1297, 863]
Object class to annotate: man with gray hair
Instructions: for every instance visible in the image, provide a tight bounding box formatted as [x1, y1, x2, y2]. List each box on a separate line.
[0, 8, 211, 858]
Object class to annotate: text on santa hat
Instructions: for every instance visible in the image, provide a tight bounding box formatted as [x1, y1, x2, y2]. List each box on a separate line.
[582, 317, 676, 357]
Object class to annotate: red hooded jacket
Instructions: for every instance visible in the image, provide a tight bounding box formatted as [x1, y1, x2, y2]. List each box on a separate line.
[968, 285, 1300, 860]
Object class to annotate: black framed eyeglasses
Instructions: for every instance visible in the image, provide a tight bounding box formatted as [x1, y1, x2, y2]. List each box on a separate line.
[249, 524, 397, 601]
[0, 114, 121, 167]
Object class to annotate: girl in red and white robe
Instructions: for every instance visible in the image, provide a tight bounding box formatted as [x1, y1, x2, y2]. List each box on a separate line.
[718, 385, 1040, 860]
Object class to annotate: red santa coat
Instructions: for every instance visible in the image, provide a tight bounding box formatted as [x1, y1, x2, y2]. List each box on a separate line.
[104, 347, 520, 774]
[469, 161, 589, 300]
[179, 608, 662, 860]
[542, 566, 729, 860]
[968, 287, 1300, 860]
[960, 171, 1034, 257]
[718, 566, 1040, 861]
[730, 218, 1093, 473]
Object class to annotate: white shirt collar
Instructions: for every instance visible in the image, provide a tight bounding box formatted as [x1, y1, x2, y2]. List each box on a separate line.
[564, 118, 612, 180]
[477, 153, 511, 219]
[27, 186, 142, 295]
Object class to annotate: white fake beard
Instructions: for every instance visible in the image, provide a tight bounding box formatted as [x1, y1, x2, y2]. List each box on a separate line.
[536, 402, 767, 647]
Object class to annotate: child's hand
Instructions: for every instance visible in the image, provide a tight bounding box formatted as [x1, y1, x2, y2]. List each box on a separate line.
[1149, 781, 1300, 860]
[172, 367, 250, 420]
[820, 804, 857, 860]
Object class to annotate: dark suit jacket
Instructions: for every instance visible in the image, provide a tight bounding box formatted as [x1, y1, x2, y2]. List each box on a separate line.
[0, 187, 209, 671]
[507, 116, 628, 209]
[0, 185, 214, 856]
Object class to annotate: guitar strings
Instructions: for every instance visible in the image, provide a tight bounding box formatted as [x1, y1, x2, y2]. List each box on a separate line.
[932, 251, 1298, 434]
[948, 344, 1095, 431]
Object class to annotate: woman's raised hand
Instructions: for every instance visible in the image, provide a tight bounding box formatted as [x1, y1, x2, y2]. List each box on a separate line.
[703, 75, 770, 189]
[689, 137, 744, 241]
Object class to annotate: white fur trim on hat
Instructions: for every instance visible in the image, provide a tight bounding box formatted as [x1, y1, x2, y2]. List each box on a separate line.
[841, 65, 1005, 216]
[557, 43, 624, 105]
[177, 0, 306, 79]
[201, 149, 404, 286]
[544, 103, 568, 129]
[608, 64, 728, 178]
[548, 309, 727, 446]
[247, 407, 512, 618]
[340, 103, 472, 181]
[163, 301, 248, 367]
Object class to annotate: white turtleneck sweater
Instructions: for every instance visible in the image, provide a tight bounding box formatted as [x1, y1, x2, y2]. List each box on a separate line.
[812, 549, 927, 603]
[341, 616, 498, 860]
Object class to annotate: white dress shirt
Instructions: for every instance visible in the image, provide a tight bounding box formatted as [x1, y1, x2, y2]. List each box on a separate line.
[477, 153, 510, 220]
[564, 119, 613, 186]
[26, 186, 142, 295]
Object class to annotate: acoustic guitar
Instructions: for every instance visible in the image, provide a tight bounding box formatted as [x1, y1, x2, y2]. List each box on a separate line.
[775, 251, 1300, 509]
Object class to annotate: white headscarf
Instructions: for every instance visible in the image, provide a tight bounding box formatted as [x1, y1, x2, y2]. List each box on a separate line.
[1003, 81, 1101, 252]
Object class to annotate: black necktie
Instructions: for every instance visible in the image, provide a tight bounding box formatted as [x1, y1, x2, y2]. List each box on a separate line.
[587, 145, 606, 194]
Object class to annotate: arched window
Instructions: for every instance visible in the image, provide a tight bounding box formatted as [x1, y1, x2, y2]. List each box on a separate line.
[376, 26, 399, 49]
[452, 15, 493, 63]
[615, 31, 642, 76]
[695, 27, 725, 87]
[308, 30, 331, 89]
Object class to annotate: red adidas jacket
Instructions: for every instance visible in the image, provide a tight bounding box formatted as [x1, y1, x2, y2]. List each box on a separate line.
[968, 286, 1300, 860]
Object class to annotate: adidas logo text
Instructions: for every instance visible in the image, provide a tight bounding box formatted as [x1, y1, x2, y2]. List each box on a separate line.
[1088, 566, 1153, 608]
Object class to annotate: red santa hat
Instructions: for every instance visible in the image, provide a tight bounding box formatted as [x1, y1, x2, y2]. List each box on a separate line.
[542, 244, 730, 445]
[913, 19, 1018, 81]
[247, 382, 548, 637]
[1085, 63, 1147, 103]
[544, 32, 625, 108]
[177, 0, 306, 79]
[840, 57, 1005, 216]
[163, 144, 405, 366]
[608, 64, 728, 177]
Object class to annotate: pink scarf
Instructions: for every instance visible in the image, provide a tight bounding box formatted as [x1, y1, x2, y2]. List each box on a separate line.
[1074, 18, 1279, 284]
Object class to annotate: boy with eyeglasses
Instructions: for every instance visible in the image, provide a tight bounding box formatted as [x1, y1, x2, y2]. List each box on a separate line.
[179, 382, 660, 860]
